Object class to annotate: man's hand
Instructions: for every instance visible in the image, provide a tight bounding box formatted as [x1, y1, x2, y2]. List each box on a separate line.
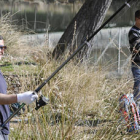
[17, 91, 38, 105]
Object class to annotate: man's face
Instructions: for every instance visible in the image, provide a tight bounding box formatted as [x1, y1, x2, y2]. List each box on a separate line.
[136, 17, 140, 25]
[0, 40, 5, 60]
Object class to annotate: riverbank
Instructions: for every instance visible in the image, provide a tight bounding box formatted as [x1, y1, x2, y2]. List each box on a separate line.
[22, 27, 131, 48]
[21, 27, 131, 73]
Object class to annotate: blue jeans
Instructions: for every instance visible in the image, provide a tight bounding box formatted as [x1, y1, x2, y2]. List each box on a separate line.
[132, 63, 140, 99]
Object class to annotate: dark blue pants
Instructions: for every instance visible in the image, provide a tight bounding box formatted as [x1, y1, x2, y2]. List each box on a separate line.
[132, 63, 140, 99]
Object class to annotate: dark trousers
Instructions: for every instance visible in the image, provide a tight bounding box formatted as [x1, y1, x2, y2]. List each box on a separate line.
[132, 63, 140, 100]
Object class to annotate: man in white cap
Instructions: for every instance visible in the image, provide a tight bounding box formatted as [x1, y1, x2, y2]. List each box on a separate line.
[0, 35, 38, 140]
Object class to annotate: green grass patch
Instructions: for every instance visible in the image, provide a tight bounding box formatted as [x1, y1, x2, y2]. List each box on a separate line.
[0, 64, 14, 72]
[1, 64, 39, 75]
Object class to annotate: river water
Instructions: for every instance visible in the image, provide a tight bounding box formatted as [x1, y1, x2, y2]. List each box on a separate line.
[0, 0, 139, 32]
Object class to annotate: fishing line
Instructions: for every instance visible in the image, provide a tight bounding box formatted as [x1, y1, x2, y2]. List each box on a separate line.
[91, 0, 139, 71]
[87, 0, 139, 63]
[106, 0, 139, 27]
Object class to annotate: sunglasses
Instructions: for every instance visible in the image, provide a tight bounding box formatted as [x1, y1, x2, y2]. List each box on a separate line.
[0, 46, 7, 50]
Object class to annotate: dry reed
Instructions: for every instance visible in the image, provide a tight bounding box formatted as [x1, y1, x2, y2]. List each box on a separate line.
[0, 15, 139, 140]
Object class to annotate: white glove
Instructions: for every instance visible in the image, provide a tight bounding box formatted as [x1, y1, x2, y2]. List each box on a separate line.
[17, 91, 38, 105]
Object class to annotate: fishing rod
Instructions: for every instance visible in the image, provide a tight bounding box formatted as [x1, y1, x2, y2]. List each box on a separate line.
[0, 0, 132, 129]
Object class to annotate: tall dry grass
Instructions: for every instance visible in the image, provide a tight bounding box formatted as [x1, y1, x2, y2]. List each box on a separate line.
[9, 61, 136, 140]
[0, 15, 139, 140]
